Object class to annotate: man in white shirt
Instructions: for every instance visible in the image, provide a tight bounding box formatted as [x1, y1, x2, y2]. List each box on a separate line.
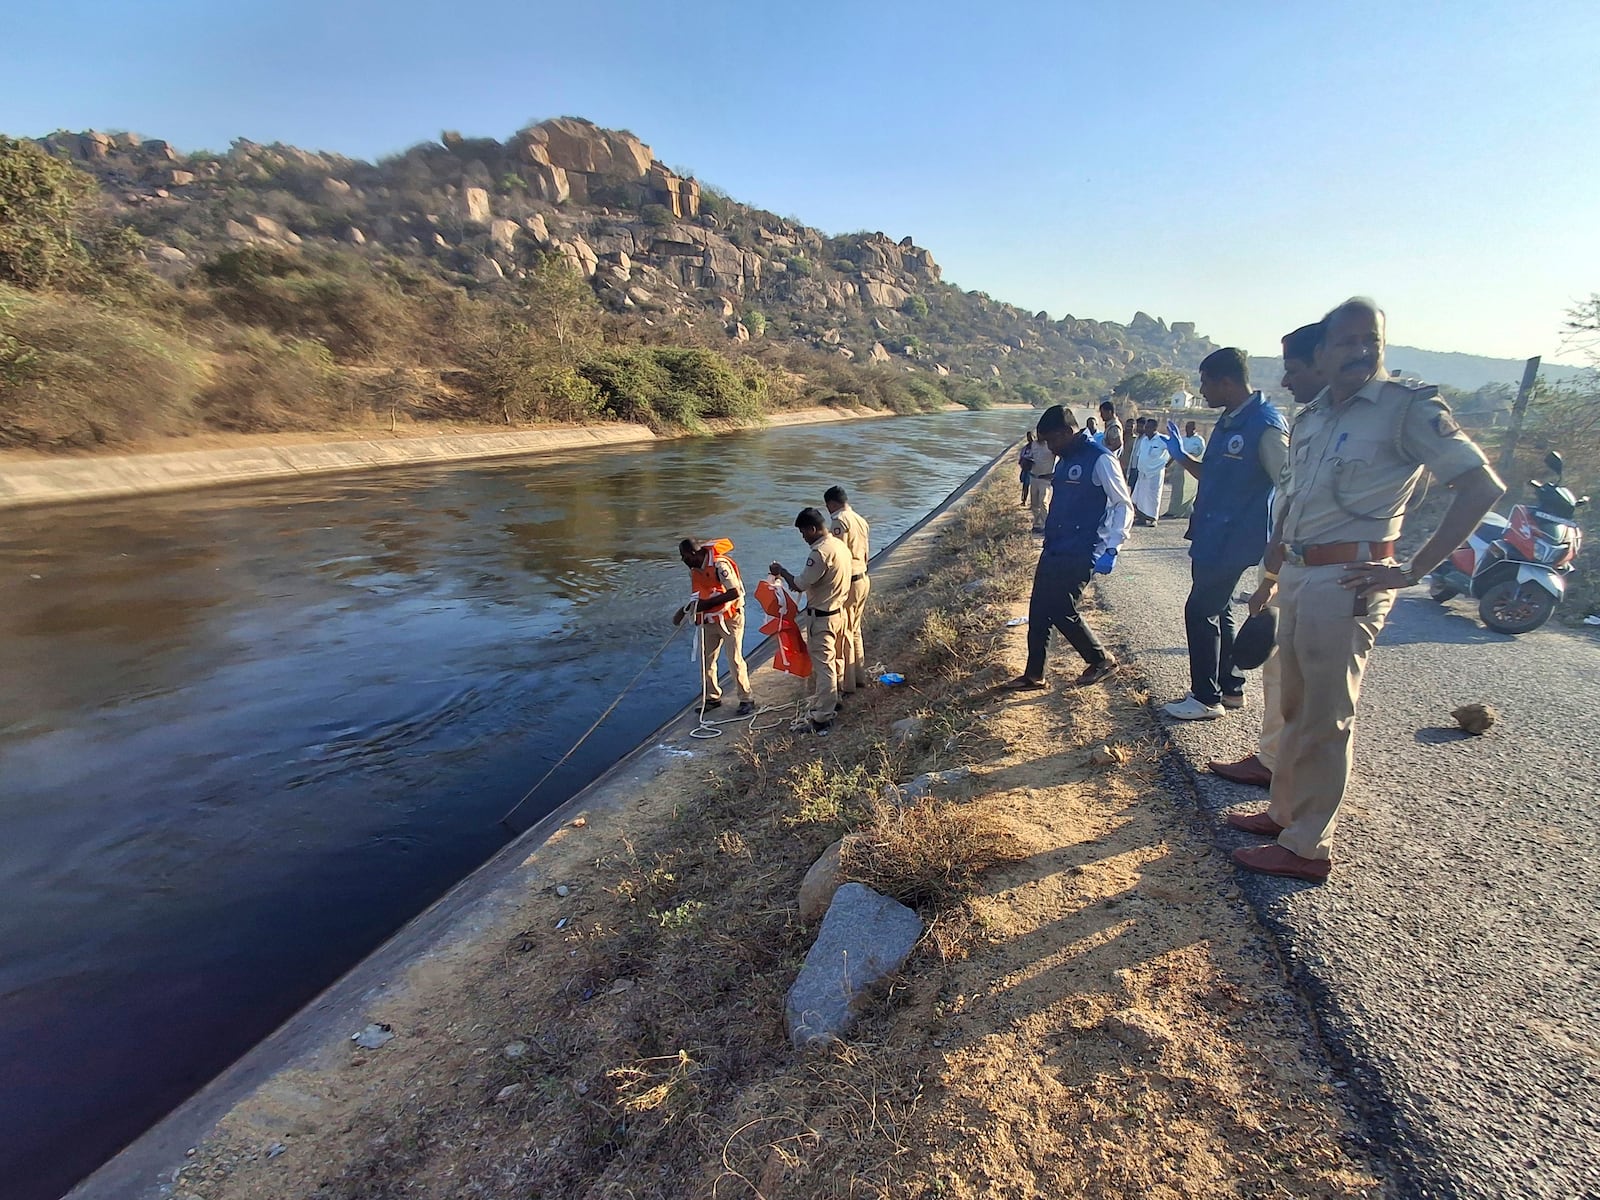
[1132, 419, 1171, 526]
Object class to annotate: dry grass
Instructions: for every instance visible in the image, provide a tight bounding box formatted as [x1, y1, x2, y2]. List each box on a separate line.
[844, 796, 1026, 912]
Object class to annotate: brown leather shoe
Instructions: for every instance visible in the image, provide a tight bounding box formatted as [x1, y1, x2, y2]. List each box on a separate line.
[1209, 753, 1273, 788]
[1232, 844, 1330, 883]
[1225, 809, 1284, 837]
[1072, 657, 1119, 688]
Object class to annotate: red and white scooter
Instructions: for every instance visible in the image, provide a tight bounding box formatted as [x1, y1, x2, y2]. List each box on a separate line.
[1427, 451, 1587, 634]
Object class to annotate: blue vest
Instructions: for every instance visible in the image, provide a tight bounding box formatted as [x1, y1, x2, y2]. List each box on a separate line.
[1188, 391, 1288, 568]
[1043, 433, 1112, 560]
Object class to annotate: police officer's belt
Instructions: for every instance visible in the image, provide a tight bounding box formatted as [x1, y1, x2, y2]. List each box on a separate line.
[1287, 540, 1396, 566]
[850, 573, 866, 582]
[805, 607, 840, 616]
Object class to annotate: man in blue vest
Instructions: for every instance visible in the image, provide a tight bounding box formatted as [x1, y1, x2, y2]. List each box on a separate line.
[1002, 404, 1132, 691]
[1160, 347, 1290, 720]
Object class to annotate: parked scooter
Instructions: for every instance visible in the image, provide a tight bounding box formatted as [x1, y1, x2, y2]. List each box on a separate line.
[1427, 451, 1587, 634]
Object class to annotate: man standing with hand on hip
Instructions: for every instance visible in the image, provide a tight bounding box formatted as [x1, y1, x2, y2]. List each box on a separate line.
[1160, 347, 1289, 721]
[1002, 404, 1132, 692]
[1227, 298, 1503, 882]
[824, 485, 871, 694]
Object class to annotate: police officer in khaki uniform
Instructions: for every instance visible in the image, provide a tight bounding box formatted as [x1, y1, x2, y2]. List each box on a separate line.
[824, 485, 871, 694]
[1229, 298, 1504, 882]
[771, 507, 851, 736]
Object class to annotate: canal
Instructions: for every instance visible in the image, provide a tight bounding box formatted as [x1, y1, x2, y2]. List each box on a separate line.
[0, 408, 1030, 1200]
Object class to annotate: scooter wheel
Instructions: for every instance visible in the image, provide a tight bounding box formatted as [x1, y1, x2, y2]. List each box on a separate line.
[1478, 580, 1556, 634]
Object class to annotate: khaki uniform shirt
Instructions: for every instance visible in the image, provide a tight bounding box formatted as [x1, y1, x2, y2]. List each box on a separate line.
[1281, 374, 1489, 546]
[829, 505, 871, 577]
[793, 532, 851, 612]
[1034, 445, 1059, 480]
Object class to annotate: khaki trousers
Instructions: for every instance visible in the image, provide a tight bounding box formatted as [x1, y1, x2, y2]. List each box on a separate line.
[1266, 563, 1395, 860]
[841, 574, 870, 692]
[1029, 475, 1052, 527]
[699, 612, 752, 704]
[1251, 562, 1283, 771]
[802, 610, 845, 724]
[1256, 624, 1284, 771]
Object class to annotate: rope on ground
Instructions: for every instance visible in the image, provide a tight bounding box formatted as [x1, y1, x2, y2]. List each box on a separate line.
[497, 606, 697, 830]
[498, 603, 805, 830]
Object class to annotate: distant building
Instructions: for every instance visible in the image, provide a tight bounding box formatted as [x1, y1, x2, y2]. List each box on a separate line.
[1169, 389, 1195, 409]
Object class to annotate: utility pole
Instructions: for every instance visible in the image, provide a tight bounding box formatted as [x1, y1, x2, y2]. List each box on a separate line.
[1496, 356, 1541, 478]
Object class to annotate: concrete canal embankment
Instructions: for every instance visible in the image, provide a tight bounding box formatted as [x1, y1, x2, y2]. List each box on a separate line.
[0, 405, 897, 509]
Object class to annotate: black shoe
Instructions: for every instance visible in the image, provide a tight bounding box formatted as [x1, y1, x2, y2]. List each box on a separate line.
[702, 698, 722, 710]
[735, 701, 755, 716]
[811, 721, 832, 738]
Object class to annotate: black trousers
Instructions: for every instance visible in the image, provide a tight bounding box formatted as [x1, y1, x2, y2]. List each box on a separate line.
[1025, 553, 1108, 677]
[1184, 558, 1249, 705]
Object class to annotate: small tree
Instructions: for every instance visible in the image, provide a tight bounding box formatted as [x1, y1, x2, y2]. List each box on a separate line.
[1112, 367, 1189, 409]
[743, 308, 767, 338]
[901, 294, 930, 319]
[0, 137, 96, 290]
[518, 253, 602, 368]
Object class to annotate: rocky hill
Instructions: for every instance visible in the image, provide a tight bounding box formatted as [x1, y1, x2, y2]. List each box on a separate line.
[36, 118, 1217, 404]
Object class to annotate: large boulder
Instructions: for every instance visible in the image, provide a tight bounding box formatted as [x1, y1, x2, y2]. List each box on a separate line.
[860, 279, 911, 309]
[462, 186, 491, 225]
[489, 218, 520, 254]
[786, 884, 923, 1050]
[527, 118, 652, 179]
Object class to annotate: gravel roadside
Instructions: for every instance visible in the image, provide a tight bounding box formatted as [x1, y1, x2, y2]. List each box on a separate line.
[1096, 522, 1600, 1200]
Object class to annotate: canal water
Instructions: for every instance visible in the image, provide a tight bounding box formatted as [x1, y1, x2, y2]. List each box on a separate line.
[0, 409, 1029, 1200]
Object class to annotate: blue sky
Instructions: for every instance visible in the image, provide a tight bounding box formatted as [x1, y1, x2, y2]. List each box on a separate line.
[4, 0, 1597, 362]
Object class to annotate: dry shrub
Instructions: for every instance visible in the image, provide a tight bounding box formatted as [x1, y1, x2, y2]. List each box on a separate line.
[844, 795, 1025, 912]
[196, 326, 351, 431]
[0, 283, 202, 447]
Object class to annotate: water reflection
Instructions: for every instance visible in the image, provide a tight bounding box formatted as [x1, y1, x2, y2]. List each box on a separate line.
[0, 409, 1026, 1200]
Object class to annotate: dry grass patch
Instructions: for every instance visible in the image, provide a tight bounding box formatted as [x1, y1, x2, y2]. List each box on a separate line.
[845, 795, 1026, 912]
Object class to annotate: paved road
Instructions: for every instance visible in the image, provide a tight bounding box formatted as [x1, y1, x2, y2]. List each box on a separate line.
[1098, 525, 1600, 1200]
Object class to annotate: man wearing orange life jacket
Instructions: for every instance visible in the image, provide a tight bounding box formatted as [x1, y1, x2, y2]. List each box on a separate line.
[674, 537, 755, 716]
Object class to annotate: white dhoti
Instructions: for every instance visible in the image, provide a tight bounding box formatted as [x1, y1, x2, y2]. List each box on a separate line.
[1132, 467, 1165, 519]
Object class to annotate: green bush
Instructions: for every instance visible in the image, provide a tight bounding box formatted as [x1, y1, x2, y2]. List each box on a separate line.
[742, 308, 767, 338]
[577, 345, 766, 430]
[901, 294, 930, 319]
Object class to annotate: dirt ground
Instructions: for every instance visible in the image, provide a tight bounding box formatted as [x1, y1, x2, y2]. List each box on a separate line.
[166, 469, 1386, 1200]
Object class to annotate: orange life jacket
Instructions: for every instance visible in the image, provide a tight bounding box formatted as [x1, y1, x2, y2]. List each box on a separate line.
[754, 577, 812, 678]
[690, 538, 742, 625]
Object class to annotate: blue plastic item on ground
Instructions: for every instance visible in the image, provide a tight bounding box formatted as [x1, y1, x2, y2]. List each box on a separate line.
[878, 673, 905, 685]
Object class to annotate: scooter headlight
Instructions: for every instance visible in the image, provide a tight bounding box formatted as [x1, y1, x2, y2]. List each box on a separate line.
[1534, 534, 1570, 564]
